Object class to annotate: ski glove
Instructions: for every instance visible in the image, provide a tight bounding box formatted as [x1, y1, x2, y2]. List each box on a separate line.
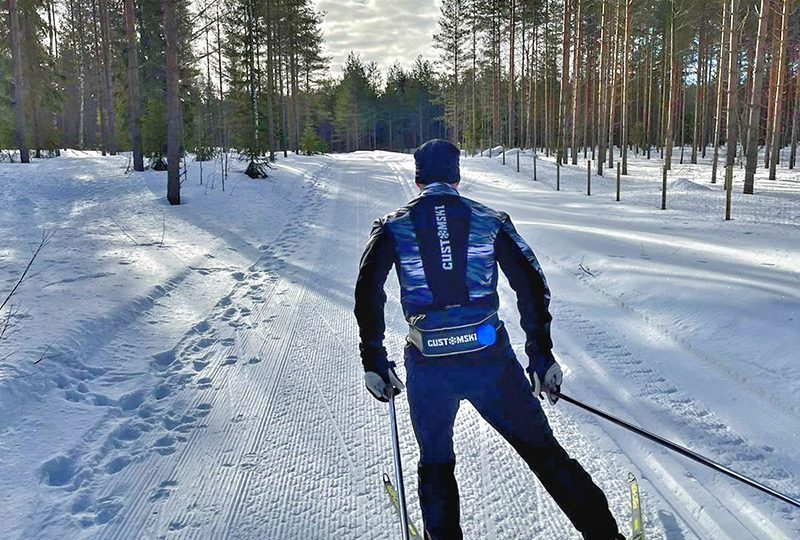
[529, 354, 563, 405]
[364, 362, 405, 402]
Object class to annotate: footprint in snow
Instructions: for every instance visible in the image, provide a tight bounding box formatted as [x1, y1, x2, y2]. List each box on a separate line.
[163, 413, 197, 432]
[193, 320, 210, 334]
[104, 456, 130, 475]
[168, 520, 188, 531]
[152, 350, 177, 371]
[153, 435, 177, 455]
[195, 403, 212, 417]
[149, 480, 178, 502]
[40, 455, 78, 487]
[118, 389, 146, 412]
[193, 359, 209, 372]
[65, 389, 85, 403]
[152, 384, 171, 400]
[78, 496, 122, 526]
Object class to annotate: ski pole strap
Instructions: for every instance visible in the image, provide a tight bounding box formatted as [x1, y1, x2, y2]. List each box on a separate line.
[556, 391, 800, 509]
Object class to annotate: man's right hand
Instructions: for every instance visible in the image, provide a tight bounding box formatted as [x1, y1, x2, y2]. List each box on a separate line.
[364, 365, 405, 402]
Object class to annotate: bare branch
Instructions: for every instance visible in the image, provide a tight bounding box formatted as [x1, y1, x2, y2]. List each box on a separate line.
[32, 340, 60, 365]
[160, 211, 167, 247]
[0, 230, 54, 315]
[110, 216, 140, 246]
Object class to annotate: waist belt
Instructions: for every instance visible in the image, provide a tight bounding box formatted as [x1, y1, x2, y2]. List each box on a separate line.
[407, 312, 501, 357]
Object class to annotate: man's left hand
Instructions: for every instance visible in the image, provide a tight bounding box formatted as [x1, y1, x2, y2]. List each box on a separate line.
[530, 360, 563, 405]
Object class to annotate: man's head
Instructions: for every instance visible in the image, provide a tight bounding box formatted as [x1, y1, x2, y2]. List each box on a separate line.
[414, 139, 460, 189]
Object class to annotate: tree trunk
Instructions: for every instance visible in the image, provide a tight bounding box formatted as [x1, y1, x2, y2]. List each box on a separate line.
[570, 0, 582, 165]
[584, 46, 592, 158]
[291, 32, 301, 153]
[74, 0, 86, 149]
[790, 73, 799, 169]
[680, 85, 686, 163]
[557, 0, 570, 163]
[724, 0, 739, 169]
[99, 0, 116, 154]
[9, 0, 29, 163]
[645, 43, 653, 158]
[658, 35, 668, 159]
[711, 0, 731, 183]
[264, 3, 275, 161]
[472, 20, 477, 153]
[621, 0, 632, 174]
[596, 0, 609, 175]
[743, 0, 770, 193]
[164, 0, 181, 205]
[542, 1, 549, 155]
[664, 1, 677, 172]
[691, 10, 706, 164]
[529, 18, 538, 151]
[607, 1, 622, 169]
[91, 0, 107, 154]
[507, 0, 516, 149]
[124, 0, 143, 170]
[764, 16, 777, 169]
[492, 9, 500, 146]
[768, 0, 789, 180]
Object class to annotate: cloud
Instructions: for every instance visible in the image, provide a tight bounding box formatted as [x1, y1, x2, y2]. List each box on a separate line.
[314, 0, 441, 76]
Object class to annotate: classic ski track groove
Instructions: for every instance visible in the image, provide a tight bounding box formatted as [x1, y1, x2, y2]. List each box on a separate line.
[32, 161, 333, 537]
[105, 161, 334, 538]
[461, 155, 796, 539]
[545, 264, 794, 540]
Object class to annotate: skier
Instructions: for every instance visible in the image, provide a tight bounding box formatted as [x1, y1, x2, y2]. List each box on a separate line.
[354, 139, 624, 540]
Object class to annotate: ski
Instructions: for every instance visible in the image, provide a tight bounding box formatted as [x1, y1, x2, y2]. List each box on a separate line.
[383, 473, 421, 538]
[628, 472, 646, 540]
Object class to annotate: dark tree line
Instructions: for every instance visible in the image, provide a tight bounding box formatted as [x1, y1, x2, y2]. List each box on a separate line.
[7, 0, 796, 202]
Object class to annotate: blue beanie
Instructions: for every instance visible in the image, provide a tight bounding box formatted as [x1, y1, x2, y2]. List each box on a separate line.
[414, 139, 460, 185]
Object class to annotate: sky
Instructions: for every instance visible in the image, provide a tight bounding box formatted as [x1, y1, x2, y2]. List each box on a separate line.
[314, 0, 441, 77]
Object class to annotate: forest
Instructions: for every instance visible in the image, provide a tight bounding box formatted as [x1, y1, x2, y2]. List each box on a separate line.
[1, 0, 798, 201]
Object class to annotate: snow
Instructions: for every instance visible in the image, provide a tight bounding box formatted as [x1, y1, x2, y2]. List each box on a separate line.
[0, 147, 798, 539]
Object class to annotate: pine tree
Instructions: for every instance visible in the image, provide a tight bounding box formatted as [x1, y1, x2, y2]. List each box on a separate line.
[434, 0, 467, 144]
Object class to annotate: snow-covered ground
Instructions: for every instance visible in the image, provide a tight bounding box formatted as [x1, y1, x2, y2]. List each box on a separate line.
[0, 147, 797, 539]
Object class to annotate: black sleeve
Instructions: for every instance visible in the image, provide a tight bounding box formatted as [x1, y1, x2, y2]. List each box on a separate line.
[494, 216, 554, 367]
[354, 219, 397, 373]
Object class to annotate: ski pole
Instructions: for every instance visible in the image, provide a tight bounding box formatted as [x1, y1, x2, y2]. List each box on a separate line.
[555, 391, 800, 509]
[388, 390, 412, 540]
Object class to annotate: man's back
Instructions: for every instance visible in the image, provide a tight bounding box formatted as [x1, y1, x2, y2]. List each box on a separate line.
[355, 180, 552, 367]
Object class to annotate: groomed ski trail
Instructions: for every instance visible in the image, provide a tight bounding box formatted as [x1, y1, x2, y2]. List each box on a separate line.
[15, 152, 798, 539]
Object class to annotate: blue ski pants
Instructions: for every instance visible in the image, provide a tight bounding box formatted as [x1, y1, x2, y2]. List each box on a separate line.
[404, 336, 621, 540]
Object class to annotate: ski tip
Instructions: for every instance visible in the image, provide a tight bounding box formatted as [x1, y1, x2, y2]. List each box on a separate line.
[382, 473, 391, 484]
[628, 471, 637, 484]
